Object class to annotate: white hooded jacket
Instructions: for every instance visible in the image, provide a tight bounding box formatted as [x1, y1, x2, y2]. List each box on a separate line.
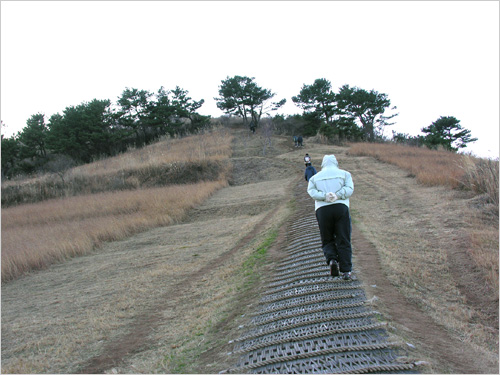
[307, 155, 354, 210]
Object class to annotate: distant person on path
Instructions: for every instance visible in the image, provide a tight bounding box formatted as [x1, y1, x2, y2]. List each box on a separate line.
[307, 154, 354, 280]
[249, 120, 256, 134]
[297, 135, 303, 147]
[293, 136, 298, 147]
[304, 155, 317, 182]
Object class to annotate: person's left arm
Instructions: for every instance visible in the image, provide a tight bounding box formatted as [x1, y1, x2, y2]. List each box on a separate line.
[307, 177, 327, 201]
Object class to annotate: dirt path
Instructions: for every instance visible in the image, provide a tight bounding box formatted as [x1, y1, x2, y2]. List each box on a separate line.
[1, 129, 498, 374]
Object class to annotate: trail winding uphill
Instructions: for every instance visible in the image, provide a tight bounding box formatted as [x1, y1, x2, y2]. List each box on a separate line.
[1, 129, 497, 374]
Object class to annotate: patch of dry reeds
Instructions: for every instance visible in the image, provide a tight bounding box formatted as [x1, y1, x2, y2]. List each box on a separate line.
[348, 142, 465, 188]
[459, 156, 499, 208]
[461, 157, 499, 294]
[349, 142, 499, 207]
[1, 129, 234, 282]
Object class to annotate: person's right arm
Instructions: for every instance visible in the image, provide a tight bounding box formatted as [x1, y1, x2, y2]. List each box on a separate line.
[335, 171, 354, 200]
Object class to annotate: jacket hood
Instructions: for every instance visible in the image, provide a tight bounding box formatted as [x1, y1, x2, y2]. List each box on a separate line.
[321, 155, 339, 169]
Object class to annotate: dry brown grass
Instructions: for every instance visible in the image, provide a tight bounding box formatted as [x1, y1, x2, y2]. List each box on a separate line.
[468, 218, 500, 294]
[459, 156, 499, 208]
[1, 129, 233, 282]
[1, 128, 233, 206]
[349, 143, 499, 205]
[72, 128, 233, 175]
[348, 141, 499, 299]
[348, 142, 466, 188]
[1, 180, 229, 283]
[1, 132, 497, 373]
[0, 129, 294, 374]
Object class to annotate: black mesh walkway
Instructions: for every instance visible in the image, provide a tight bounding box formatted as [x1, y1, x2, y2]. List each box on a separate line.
[228, 179, 420, 373]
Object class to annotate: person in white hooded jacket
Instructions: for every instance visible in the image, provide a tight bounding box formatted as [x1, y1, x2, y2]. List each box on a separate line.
[307, 154, 354, 280]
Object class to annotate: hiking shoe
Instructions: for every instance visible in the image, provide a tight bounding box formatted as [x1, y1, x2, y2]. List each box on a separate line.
[343, 271, 353, 281]
[329, 259, 340, 277]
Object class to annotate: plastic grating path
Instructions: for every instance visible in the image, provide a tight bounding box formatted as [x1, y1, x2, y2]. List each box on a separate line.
[226, 179, 421, 374]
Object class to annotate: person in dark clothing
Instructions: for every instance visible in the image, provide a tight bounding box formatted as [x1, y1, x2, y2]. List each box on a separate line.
[297, 135, 303, 147]
[307, 154, 354, 280]
[304, 155, 317, 181]
[305, 163, 317, 181]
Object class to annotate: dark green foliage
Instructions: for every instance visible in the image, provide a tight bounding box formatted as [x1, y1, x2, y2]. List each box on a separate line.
[292, 79, 396, 142]
[301, 112, 323, 136]
[331, 117, 364, 141]
[292, 78, 337, 125]
[3, 113, 52, 178]
[116, 86, 210, 143]
[215, 75, 285, 127]
[46, 99, 114, 163]
[116, 87, 153, 147]
[391, 131, 425, 147]
[336, 85, 398, 141]
[421, 116, 477, 152]
[318, 117, 364, 142]
[388, 118, 475, 152]
[148, 86, 176, 136]
[1, 136, 20, 179]
[6, 85, 209, 177]
[271, 113, 320, 137]
[17, 113, 48, 159]
[169, 86, 211, 135]
[318, 123, 335, 139]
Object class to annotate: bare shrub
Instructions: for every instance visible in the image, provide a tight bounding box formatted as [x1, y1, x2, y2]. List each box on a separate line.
[307, 133, 334, 145]
[42, 154, 76, 184]
[211, 115, 244, 129]
[259, 117, 274, 155]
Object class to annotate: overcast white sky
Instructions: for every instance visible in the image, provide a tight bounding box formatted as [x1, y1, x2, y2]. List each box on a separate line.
[1, 1, 499, 158]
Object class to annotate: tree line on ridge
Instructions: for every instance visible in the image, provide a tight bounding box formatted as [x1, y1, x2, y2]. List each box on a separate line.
[1, 75, 477, 179]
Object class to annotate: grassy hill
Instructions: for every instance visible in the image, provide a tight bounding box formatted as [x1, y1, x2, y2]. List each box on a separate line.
[1, 125, 498, 373]
[1, 128, 233, 282]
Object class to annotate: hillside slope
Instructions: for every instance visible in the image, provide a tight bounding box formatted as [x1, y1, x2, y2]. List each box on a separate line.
[1, 129, 497, 374]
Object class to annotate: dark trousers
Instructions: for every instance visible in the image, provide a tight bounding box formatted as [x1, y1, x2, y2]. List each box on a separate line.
[315, 203, 352, 272]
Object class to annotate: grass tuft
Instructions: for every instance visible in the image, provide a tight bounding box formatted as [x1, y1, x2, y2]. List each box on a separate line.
[241, 229, 278, 279]
[458, 156, 499, 209]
